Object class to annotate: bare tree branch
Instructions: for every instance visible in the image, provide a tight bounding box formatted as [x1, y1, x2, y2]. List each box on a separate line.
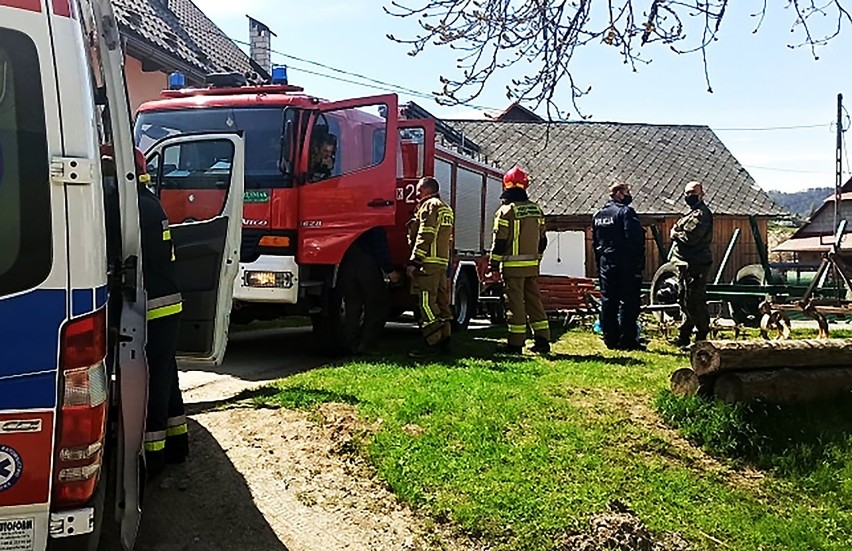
[385, 0, 851, 119]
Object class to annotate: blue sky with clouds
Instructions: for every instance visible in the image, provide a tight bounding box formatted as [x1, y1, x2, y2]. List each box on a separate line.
[192, 0, 851, 193]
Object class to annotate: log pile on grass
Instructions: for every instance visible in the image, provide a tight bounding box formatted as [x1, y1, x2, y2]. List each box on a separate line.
[670, 339, 852, 404]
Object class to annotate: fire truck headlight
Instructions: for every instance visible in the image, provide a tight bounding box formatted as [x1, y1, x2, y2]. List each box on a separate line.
[244, 271, 294, 289]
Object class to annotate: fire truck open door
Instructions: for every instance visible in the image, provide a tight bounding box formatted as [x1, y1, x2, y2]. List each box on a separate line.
[146, 133, 245, 367]
[297, 94, 399, 264]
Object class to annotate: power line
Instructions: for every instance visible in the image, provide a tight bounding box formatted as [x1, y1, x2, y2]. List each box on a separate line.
[743, 164, 833, 175]
[714, 123, 832, 132]
[152, 18, 841, 127]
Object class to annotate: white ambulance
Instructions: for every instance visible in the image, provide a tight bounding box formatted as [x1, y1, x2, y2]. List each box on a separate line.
[0, 0, 243, 549]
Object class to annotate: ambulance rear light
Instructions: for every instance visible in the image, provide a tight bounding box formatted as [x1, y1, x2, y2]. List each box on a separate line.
[53, 451, 103, 507]
[61, 307, 106, 371]
[53, 308, 109, 510]
[57, 462, 101, 483]
[62, 363, 108, 407]
[59, 440, 103, 462]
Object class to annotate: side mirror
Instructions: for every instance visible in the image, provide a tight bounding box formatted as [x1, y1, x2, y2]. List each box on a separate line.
[279, 119, 293, 180]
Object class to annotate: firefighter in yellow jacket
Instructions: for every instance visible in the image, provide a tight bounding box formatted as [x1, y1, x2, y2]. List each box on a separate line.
[490, 166, 551, 355]
[406, 177, 454, 358]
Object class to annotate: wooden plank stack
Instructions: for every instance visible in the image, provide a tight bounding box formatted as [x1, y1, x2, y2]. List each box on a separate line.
[671, 339, 852, 404]
[539, 276, 599, 313]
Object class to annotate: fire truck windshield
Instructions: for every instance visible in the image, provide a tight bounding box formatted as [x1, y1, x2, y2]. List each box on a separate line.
[134, 107, 290, 188]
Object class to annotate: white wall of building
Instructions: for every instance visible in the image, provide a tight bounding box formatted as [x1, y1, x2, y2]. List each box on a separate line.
[540, 231, 585, 277]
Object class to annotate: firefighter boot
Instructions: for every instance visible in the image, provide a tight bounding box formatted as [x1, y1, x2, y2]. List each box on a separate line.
[496, 343, 523, 355]
[530, 336, 551, 355]
[409, 344, 440, 359]
[440, 336, 452, 354]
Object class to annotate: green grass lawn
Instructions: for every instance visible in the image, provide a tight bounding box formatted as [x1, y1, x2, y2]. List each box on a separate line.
[245, 324, 852, 550]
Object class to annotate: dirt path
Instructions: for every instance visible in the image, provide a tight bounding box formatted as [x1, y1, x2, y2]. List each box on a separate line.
[135, 326, 476, 551]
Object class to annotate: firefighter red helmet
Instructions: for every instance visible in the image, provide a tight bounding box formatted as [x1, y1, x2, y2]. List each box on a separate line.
[100, 144, 150, 183]
[503, 165, 528, 190]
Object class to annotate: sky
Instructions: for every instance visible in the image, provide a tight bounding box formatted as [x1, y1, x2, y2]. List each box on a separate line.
[191, 0, 851, 193]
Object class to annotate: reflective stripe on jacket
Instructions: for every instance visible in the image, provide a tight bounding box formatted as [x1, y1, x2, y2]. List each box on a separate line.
[140, 187, 182, 320]
[410, 195, 454, 269]
[490, 200, 546, 277]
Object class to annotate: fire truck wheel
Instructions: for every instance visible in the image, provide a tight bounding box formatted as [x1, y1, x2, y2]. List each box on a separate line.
[452, 275, 475, 330]
[485, 284, 506, 325]
[311, 289, 347, 357]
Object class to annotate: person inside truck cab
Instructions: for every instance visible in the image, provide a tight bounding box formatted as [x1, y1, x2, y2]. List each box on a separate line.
[309, 133, 337, 182]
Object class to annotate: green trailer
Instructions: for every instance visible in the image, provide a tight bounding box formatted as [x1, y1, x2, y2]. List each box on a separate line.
[648, 217, 851, 337]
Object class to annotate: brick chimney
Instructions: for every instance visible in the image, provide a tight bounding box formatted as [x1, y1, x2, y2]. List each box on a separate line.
[247, 16, 275, 76]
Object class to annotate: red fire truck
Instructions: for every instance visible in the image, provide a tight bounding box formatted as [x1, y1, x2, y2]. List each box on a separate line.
[135, 73, 506, 350]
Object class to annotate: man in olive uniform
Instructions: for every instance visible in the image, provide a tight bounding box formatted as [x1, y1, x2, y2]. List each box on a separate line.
[670, 180, 714, 349]
[406, 177, 454, 358]
[489, 166, 551, 355]
[101, 146, 188, 476]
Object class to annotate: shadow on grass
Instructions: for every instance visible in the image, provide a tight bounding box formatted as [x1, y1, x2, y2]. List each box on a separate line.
[656, 390, 852, 496]
[190, 386, 360, 415]
[548, 353, 648, 367]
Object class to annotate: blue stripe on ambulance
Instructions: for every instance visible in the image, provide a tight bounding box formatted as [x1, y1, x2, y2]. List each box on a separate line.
[0, 289, 66, 410]
[72, 288, 93, 317]
[95, 285, 108, 309]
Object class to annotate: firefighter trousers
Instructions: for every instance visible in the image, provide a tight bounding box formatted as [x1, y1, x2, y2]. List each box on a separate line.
[412, 268, 452, 346]
[144, 312, 188, 474]
[504, 275, 550, 347]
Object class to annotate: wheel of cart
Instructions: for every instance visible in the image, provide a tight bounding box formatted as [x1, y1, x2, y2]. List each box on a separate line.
[649, 261, 683, 325]
[726, 264, 782, 328]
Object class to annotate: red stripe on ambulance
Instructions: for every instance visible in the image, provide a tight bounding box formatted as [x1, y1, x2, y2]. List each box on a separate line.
[51, 0, 72, 17]
[0, 0, 41, 13]
[0, 412, 53, 507]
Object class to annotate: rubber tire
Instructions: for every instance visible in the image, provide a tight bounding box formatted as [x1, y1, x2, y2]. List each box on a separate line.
[485, 284, 507, 326]
[649, 261, 682, 322]
[311, 286, 347, 357]
[452, 275, 475, 330]
[728, 264, 767, 328]
[310, 256, 386, 356]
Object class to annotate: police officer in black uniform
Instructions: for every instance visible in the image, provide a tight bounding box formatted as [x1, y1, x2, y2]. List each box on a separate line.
[101, 146, 187, 476]
[592, 182, 646, 350]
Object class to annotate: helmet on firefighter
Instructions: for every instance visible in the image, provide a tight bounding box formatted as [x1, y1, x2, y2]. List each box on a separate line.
[502, 165, 528, 190]
[100, 144, 151, 184]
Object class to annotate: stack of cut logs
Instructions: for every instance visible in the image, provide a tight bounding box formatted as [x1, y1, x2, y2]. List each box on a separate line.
[671, 339, 852, 404]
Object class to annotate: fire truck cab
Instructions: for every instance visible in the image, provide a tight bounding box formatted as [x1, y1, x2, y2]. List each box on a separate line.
[135, 75, 505, 351]
[0, 0, 245, 549]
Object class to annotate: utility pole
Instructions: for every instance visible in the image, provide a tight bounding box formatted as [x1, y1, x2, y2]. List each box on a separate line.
[835, 93, 843, 237]
[833, 93, 844, 303]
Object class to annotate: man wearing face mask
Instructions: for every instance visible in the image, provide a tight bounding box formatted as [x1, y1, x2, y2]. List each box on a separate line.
[592, 182, 646, 350]
[670, 180, 714, 349]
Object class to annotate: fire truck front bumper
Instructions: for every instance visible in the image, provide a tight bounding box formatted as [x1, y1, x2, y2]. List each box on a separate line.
[234, 255, 299, 304]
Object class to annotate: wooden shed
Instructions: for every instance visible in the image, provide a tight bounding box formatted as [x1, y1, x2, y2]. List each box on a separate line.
[449, 116, 788, 282]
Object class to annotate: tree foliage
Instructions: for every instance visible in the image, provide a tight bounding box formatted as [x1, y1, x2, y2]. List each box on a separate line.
[385, 1, 852, 118]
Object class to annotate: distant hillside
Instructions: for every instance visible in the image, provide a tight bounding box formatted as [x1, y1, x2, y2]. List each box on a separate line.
[768, 187, 832, 218]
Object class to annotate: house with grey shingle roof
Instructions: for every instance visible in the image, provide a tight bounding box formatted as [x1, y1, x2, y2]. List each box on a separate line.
[775, 177, 852, 265]
[448, 115, 789, 280]
[111, 0, 256, 112]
